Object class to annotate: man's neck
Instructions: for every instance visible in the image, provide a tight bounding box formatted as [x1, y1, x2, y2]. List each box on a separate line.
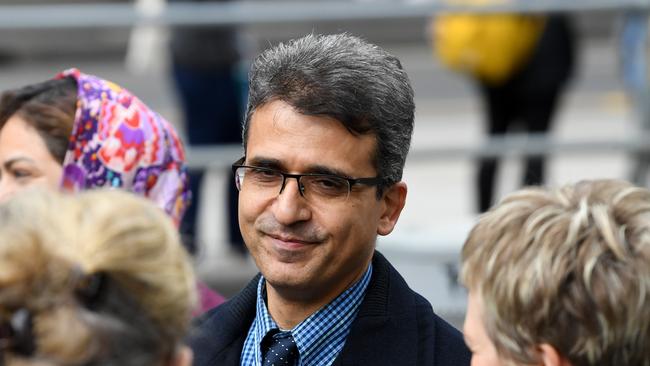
[265, 263, 371, 329]
[265, 291, 320, 329]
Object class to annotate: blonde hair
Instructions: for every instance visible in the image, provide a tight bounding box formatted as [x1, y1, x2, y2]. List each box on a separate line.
[461, 179, 650, 366]
[0, 189, 197, 366]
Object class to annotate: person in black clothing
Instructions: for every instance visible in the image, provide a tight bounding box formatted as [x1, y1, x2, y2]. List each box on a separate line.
[170, 0, 247, 254]
[477, 15, 575, 212]
[189, 33, 471, 366]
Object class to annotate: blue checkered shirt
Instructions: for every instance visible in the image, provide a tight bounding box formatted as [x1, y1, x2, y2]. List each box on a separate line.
[240, 264, 373, 366]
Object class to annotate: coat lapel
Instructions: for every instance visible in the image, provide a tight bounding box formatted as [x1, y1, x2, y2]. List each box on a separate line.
[190, 274, 260, 366]
[333, 252, 421, 366]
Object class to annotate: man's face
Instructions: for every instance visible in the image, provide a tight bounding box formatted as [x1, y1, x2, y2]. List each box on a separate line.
[239, 100, 405, 303]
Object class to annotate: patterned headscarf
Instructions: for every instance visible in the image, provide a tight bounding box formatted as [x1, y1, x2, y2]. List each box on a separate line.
[57, 68, 190, 226]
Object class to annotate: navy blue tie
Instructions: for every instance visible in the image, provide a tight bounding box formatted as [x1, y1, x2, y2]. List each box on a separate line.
[262, 330, 298, 366]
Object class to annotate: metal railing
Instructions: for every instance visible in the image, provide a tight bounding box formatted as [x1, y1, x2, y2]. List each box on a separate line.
[0, 0, 647, 29]
[185, 133, 650, 169]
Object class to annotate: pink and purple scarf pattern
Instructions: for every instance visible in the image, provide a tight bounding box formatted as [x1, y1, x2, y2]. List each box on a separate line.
[57, 68, 190, 226]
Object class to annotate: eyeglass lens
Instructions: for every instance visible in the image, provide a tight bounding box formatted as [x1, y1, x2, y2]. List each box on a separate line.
[235, 167, 351, 202]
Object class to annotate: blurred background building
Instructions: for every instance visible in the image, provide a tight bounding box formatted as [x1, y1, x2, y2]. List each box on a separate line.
[0, 0, 645, 327]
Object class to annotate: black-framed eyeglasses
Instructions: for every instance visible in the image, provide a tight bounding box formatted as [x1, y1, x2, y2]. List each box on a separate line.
[231, 157, 382, 203]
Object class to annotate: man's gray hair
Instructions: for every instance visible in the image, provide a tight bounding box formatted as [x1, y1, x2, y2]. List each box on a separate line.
[243, 33, 415, 195]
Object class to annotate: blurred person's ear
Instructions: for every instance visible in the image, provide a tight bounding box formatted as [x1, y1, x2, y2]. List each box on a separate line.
[169, 345, 193, 366]
[538, 344, 572, 366]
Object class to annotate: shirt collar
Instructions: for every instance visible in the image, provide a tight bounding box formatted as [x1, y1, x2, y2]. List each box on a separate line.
[253, 278, 278, 354]
[251, 264, 373, 364]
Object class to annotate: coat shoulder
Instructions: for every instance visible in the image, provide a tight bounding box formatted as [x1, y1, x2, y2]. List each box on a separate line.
[414, 292, 471, 366]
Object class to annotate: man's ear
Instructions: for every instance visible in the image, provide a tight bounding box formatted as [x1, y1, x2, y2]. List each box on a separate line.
[538, 344, 572, 366]
[377, 181, 407, 236]
[169, 345, 193, 366]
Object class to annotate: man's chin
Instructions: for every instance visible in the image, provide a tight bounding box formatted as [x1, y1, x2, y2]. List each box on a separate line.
[263, 266, 316, 293]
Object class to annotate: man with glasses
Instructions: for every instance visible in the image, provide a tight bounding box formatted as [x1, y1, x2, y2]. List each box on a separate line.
[190, 33, 470, 366]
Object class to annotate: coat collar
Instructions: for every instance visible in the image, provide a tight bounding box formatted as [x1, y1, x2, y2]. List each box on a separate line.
[190, 251, 428, 366]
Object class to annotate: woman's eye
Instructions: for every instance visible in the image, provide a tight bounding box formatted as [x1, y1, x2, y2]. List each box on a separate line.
[12, 169, 33, 179]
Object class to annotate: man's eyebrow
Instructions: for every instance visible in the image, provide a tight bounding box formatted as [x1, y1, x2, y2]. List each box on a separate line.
[303, 164, 352, 178]
[246, 157, 283, 169]
[246, 157, 354, 178]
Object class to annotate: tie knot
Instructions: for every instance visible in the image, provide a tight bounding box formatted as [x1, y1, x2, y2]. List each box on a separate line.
[262, 331, 298, 366]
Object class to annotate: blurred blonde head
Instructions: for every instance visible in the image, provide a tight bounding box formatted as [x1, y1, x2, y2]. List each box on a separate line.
[0, 189, 197, 366]
[461, 179, 650, 366]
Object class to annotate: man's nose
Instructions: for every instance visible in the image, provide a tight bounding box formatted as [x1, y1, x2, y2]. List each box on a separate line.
[272, 178, 311, 225]
[278, 176, 305, 197]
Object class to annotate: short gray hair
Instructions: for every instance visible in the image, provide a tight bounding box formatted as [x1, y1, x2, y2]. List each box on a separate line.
[243, 33, 415, 195]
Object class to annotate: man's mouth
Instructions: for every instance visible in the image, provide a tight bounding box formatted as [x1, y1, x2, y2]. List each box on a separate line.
[266, 232, 318, 245]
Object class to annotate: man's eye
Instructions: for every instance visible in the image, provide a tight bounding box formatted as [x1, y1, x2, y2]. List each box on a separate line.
[259, 170, 277, 177]
[315, 177, 344, 189]
[249, 168, 279, 181]
[308, 177, 348, 196]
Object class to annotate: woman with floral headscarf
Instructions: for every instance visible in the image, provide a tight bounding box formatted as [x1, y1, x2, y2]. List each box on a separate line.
[0, 68, 224, 313]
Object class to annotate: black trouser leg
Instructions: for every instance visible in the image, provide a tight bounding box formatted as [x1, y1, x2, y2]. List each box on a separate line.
[477, 84, 513, 212]
[521, 89, 561, 187]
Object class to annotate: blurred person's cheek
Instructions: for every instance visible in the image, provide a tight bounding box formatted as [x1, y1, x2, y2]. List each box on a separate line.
[0, 115, 64, 203]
